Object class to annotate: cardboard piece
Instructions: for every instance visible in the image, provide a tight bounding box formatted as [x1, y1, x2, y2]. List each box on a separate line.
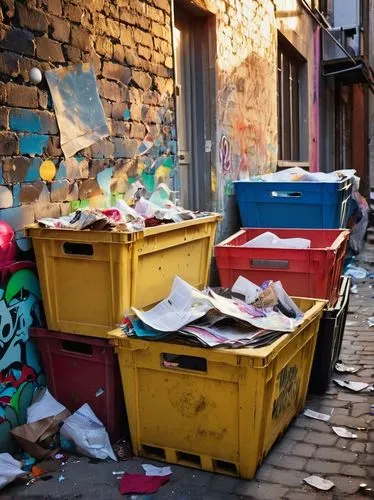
[10, 409, 70, 460]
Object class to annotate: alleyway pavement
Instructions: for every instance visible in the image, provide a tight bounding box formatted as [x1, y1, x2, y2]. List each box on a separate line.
[4, 246, 374, 500]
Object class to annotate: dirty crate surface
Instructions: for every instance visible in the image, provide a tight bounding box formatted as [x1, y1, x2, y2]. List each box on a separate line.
[215, 228, 349, 307]
[26, 215, 219, 338]
[109, 297, 325, 479]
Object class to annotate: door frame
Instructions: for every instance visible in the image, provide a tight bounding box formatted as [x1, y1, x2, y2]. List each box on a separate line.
[172, 0, 216, 212]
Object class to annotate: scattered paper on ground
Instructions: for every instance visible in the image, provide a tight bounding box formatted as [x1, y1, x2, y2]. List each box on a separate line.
[333, 379, 370, 392]
[303, 475, 335, 491]
[332, 427, 357, 439]
[304, 409, 331, 421]
[142, 464, 172, 477]
[335, 363, 359, 374]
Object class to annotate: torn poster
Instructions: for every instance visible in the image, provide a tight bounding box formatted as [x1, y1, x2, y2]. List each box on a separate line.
[45, 63, 110, 158]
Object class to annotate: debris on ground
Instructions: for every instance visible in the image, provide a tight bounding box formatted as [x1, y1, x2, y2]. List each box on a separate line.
[332, 426, 357, 438]
[142, 464, 172, 476]
[303, 409, 331, 421]
[119, 472, 171, 495]
[0, 453, 27, 490]
[333, 379, 371, 392]
[335, 362, 359, 373]
[60, 404, 117, 461]
[303, 475, 335, 491]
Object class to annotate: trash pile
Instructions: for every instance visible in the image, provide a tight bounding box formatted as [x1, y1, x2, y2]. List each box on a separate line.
[1, 388, 118, 491]
[0, 386, 175, 496]
[121, 275, 304, 349]
[37, 182, 212, 232]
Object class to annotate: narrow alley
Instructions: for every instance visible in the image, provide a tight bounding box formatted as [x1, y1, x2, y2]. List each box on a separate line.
[0, 0, 374, 498]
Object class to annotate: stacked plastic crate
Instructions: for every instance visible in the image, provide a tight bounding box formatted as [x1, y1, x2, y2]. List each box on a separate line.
[26, 216, 220, 440]
[215, 175, 353, 395]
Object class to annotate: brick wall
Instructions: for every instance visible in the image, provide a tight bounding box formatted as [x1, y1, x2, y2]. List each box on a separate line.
[214, 0, 277, 214]
[0, 0, 175, 253]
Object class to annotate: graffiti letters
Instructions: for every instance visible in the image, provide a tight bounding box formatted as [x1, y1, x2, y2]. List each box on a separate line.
[0, 261, 44, 452]
[272, 365, 300, 420]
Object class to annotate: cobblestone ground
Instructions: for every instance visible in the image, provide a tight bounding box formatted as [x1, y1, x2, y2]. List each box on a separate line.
[5, 247, 374, 499]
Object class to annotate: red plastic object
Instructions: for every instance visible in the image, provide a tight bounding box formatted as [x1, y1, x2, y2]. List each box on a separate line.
[30, 328, 127, 441]
[215, 228, 350, 307]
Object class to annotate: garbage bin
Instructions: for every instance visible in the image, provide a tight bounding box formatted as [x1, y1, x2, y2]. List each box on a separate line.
[234, 177, 353, 228]
[308, 276, 351, 395]
[26, 215, 220, 338]
[215, 228, 349, 307]
[109, 297, 325, 479]
[31, 328, 127, 441]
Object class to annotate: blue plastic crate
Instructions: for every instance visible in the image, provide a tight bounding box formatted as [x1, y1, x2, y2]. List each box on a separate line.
[233, 177, 353, 228]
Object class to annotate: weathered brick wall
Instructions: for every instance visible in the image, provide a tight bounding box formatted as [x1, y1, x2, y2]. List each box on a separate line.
[188, 0, 277, 230]
[0, 0, 175, 252]
[214, 0, 277, 213]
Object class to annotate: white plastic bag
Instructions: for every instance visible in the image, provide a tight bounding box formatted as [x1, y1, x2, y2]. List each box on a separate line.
[242, 231, 311, 249]
[60, 404, 117, 461]
[27, 389, 67, 424]
[0, 453, 26, 490]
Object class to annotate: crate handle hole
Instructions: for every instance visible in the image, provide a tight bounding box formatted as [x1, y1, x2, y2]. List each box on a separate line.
[176, 451, 201, 467]
[213, 459, 238, 476]
[63, 242, 94, 256]
[271, 191, 302, 198]
[251, 259, 289, 269]
[142, 445, 166, 460]
[161, 354, 207, 372]
[61, 340, 93, 355]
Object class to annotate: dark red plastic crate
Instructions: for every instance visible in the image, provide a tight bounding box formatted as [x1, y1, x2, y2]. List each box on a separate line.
[30, 328, 127, 441]
[215, 228, 349, 306]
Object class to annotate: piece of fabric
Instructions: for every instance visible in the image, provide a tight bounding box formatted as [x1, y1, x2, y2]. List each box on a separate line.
[119, 473, 171, 495]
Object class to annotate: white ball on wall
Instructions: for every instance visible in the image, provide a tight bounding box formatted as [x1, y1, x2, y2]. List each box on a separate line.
[30, 67, 43, 84]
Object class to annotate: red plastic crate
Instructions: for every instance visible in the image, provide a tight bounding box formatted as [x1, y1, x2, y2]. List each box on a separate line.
[215, 228, 349, 306]
[30, 328, 127, 441]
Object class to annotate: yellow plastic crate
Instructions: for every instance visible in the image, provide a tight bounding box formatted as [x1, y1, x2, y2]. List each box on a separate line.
[25, 215, 220, 338]
[109, 297, 325, 479]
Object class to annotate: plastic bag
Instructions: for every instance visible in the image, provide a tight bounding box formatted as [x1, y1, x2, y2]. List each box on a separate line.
[115, 199, 145, 230]
[60, 404, 117, 461]
[242, 231, 311, 249]
[344, 264, 368, 280]
[0, 453, 26, 490]
[27, 388, 67, 424]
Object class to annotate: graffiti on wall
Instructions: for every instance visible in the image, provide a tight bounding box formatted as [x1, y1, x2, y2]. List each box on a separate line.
[0, 224, 44, 452]
[216, 52, 277, 208]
